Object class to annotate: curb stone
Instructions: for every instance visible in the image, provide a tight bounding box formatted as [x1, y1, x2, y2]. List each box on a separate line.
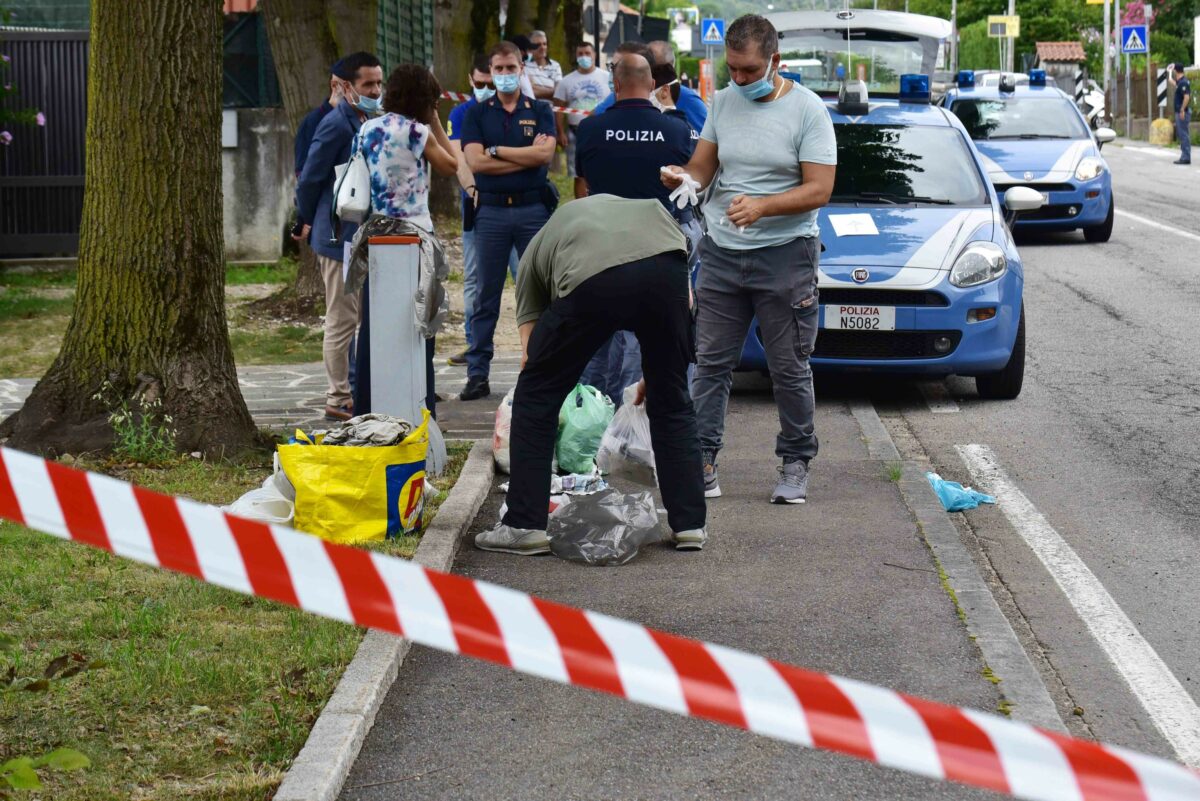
[273, 440, 496, 801]
[849, 400, 1067, 733]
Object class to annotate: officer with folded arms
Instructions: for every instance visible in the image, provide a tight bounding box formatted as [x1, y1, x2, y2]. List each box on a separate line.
[474, 195, 708, 555]
[459, 41, 557, 401]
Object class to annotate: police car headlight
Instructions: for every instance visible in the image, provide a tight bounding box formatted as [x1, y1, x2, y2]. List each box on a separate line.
[1074, 156, 1105, 182]
[950, 242, 1007, 288]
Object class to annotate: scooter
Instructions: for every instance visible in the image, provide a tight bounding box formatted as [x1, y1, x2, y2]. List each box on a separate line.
[1080, 80, 1110, 130]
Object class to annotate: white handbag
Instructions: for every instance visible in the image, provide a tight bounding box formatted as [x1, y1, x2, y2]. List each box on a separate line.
[334, 146, 371, 223]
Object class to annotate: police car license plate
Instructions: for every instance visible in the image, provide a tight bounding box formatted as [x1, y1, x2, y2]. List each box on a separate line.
[823, 305, 896, 331]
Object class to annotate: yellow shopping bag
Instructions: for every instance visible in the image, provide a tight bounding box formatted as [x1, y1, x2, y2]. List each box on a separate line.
[277, 411, 430, 544]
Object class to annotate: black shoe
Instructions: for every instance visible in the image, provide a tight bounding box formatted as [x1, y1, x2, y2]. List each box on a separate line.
[447, 349, 468, 366]
[460, 376, 491, 401]
[1174, 159, 1191, 164]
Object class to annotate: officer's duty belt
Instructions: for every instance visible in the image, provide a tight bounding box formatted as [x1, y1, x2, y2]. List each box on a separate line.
[478, 189, 543, 208]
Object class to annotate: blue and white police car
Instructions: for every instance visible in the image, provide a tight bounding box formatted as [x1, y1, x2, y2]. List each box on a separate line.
[731, 71, 1045, 398]
[942, 69, 1117, 242]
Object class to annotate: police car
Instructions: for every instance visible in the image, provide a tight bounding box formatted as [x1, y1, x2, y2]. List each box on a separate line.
[734, 73, 1043, 399]
[942, 69, 1117, 242]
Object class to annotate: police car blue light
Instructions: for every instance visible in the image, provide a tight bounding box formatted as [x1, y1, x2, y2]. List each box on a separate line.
[730, 86, 1030, 399]
[957, 70, 976, 88]
[942, 73, 1117, 242]
[899, 74, 931, 103]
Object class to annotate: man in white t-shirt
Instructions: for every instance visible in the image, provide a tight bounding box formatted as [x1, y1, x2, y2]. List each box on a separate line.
[525, 29, 562, 100]
[554, 41, 610, 197]
[662, 14, 837, 506]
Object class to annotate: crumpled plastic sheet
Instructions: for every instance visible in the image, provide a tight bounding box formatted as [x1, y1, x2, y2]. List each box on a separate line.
[926, 472, 996, 512]
[320, 413, 415, 446]
[548, 488, 662, 566]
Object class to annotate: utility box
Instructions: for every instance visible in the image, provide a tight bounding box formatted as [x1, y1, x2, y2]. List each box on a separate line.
[368, 236, 426, 425]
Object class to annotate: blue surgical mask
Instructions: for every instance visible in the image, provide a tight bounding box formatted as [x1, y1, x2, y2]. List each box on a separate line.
[473, 86, 496, 102]
[356, 94, 382, 114]
[494, 73, 521, 94]
[578, 56, 593, 70]
[734, 66, 777, 101]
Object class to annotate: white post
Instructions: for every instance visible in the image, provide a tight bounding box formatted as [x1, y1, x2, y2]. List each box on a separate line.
[1103, 0, 1112, 96]
[368, 238, 426, 426]
[1006, 0, 1016, 72]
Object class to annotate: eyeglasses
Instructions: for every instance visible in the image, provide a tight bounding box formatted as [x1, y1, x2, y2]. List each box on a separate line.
[471, 79, 496, 90]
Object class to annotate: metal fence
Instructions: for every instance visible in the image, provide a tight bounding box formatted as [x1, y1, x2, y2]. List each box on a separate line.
[0, 30, 88, 258]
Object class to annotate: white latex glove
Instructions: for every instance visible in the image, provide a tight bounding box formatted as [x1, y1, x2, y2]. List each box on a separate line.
[662, 167, 701, 210]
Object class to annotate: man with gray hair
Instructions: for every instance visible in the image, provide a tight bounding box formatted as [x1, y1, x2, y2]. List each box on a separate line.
[525, 29, 562, 100]
[662, 14, 837, 505]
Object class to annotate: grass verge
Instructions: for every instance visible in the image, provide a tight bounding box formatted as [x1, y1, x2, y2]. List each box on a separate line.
[0, 441, 473, 800]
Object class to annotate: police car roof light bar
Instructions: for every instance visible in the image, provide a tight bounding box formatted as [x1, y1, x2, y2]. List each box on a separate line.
[956, 69, 975, 88]
[899, 73, 931, 103]
[1028, 68, 1047, 86]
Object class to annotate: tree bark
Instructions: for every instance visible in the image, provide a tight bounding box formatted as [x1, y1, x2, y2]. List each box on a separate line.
[0, 0, 259, 458]
[258, 0, 377, 299]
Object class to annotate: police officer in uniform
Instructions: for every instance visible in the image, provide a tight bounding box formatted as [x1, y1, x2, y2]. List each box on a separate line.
[574, 48, 702, 404]
[460, 41, 557, 401]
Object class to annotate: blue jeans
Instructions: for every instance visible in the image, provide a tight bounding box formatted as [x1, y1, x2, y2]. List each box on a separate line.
[467, 203, 549, 378]
[461, 228, 520, 346]
[580, 330, 643, 407]
[1176, 111, 1192, 162]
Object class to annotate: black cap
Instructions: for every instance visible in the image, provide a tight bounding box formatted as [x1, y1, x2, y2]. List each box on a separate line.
[330, 58, 348, 79]
[1172, 62, 1186, 74]
[508, 34, 533, 53]
[652, 62, 678, 89]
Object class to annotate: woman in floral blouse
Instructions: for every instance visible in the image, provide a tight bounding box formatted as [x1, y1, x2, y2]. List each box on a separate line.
[353, 64, 459, 230]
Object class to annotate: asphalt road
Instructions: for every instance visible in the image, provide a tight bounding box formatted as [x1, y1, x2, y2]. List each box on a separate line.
[867, 141, 1200, 764]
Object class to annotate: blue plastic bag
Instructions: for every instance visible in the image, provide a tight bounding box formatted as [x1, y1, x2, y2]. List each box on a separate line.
[926, 472, 996, 512]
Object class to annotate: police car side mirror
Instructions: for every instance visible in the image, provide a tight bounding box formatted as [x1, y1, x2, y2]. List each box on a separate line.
[1003, 186, 1044, 226]
[1094, 127, 1117, 147]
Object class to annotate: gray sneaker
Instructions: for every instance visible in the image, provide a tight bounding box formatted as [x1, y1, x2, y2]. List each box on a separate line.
[772, 460, 809, 504]
[702, 451, 721, 498]
[672, 528, 708, 551]
[474, 523, 551, 555]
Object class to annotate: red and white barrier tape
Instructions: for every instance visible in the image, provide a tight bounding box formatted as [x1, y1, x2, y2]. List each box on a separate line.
[1, 444, 1197, 801]
[441, 89, 595, 118]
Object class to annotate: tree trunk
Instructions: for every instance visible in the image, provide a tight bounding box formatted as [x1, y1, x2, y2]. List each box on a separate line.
[0, 0, 259, 458]
[258, 0, 377, 298]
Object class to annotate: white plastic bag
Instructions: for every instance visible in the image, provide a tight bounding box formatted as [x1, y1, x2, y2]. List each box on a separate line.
[596, 385, 656, 487]
[225, 455, 295, 526]
[493, 388, 516, 474]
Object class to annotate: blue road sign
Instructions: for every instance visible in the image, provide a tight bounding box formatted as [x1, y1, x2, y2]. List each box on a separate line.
[701, 18, 725, 45]
[1121, 24, 1149, 54]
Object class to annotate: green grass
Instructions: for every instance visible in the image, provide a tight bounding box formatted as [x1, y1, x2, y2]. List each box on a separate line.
[229, 324, 324, 366]
[0, 444, 473, 800]
[0, 291, 73, 324]
[0, 268, 77, 290]
[225, 258, 298, 286]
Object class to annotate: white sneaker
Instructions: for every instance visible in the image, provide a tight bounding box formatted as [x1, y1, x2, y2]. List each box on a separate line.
[672, 528, 708, 551]
[474, 523, 551, 555]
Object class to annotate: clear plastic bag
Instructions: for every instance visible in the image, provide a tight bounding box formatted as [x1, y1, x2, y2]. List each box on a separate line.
[548, 488, 662, 566]
[493, 388, 516, 474]
[596, 386, 656, 487]
[556, 384, 614, 475]
[225, 456, 295, 526]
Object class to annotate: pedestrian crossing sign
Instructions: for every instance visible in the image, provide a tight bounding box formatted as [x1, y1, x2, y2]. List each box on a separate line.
[701, 18, 725, 45]
[1121, 24, 1149, 54]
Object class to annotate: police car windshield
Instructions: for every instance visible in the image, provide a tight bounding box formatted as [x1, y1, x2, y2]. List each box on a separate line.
[779, 29, 933, 94]
[830, 125, 988, 206]
[949, 98, 1090, 140]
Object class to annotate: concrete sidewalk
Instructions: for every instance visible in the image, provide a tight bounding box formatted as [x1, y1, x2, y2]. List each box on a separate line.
[338, 380, 1003, 800]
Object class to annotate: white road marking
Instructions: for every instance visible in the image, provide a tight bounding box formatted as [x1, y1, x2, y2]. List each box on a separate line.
[1114, 209, 1200, 244]
[918, 381, 960, 413]
[1118, 144, 1177, 160]
[957, 444, 1200, 767]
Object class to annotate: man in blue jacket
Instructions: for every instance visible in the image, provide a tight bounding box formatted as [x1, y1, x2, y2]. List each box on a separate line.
[293, 59, 345, 179]
[295, 51, 383, 420]
[592, 40, 707, 134]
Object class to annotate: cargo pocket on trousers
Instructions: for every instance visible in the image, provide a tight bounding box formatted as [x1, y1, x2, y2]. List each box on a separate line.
[792, 293, 819, 358]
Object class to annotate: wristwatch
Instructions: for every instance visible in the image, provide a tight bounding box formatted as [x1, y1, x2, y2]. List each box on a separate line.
[488, 145, 500, 159]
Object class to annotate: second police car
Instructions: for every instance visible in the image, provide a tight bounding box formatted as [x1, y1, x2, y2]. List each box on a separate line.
[942, 69, 1117, 242]
[730, 10, 1049, 399]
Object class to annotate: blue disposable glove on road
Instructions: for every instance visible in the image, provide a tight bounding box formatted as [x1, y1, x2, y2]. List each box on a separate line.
[926, 472, 996, 512]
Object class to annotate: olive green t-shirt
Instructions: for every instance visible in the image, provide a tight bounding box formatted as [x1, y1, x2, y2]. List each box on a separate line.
[515, 195, 687, 326]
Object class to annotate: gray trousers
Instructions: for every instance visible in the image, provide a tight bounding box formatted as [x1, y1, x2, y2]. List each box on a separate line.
[692, 234, 820, 463]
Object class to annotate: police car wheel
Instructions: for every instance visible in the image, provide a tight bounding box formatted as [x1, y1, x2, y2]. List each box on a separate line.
[975, 305, 1025, 401]
[1083, 196, 1114, 243]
